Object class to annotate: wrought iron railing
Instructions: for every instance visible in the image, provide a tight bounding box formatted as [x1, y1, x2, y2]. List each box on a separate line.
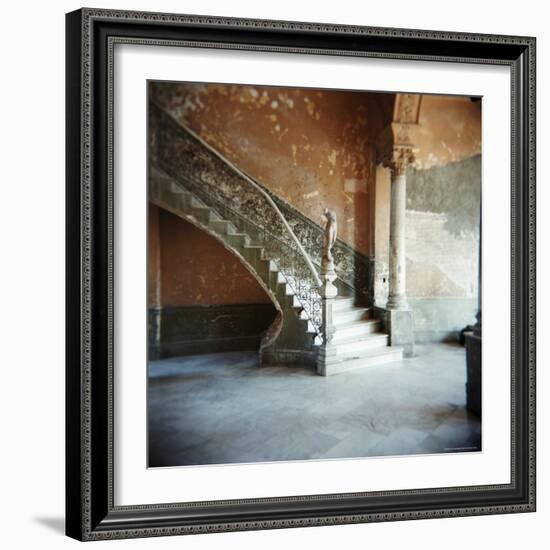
[150, 103, 324, 335]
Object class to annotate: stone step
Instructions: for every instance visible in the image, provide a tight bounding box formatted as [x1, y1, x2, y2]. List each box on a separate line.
[322, 347, 403, 376]
[332, 319, 382, 342]
[268, 270, 280, 290]
[169, 181, 188, 195]
[242, 244, 264, 262]
[240, 250, 270, 278]
[275, 283, 293, 301]
[284, 282, 295, 296]
[333, 307, 370, 324]
[209, 210, 224, 222]
[333, 333, 389, 355]
[188, 205, 213, 225]
[190, 196, 208, 209]
[306, 320, 317, 334]
[282, 294, 307, 315]
[157, 189, 188, 213]
[268, 260, 279, 273]
[332, 297, 356, 312]
[209, 219, 232, 235]
[225, 232, 251, 248]
[293, 295, 312, 310]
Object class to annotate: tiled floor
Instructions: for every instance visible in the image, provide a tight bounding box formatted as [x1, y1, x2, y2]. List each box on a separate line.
[148, 343, 481, 467]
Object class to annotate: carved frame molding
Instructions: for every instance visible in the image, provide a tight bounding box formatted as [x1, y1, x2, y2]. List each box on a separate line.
[66, 8, 536, 541]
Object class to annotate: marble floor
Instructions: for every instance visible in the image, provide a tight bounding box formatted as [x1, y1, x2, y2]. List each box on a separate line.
[148, 343, 481, 468]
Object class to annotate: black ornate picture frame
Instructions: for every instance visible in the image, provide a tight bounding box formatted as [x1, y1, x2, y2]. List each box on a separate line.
[66, 8, 536, 541]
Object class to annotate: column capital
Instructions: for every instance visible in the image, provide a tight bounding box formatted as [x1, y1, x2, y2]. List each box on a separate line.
[376, 119, 418, 177]
[381, 144, 417, 178]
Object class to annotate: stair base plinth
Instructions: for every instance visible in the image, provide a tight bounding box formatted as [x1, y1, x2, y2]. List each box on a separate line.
[261, 348, 318, 369]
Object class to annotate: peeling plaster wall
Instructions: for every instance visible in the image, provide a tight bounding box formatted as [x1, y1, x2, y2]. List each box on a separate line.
[407, 155, 481, 341]
[157, 207, 272, 306]
[374, 152, 481, 342]
[374, 94, 481, 341]
[406, 155, 481, 301]
[150, 84, 482, 343]
[406, 209, 478, 298]
[414, 96, 481, 170]
[406, 155, 481, 238]
[407, 100, 482, 299]
[151, 82, 394, 256]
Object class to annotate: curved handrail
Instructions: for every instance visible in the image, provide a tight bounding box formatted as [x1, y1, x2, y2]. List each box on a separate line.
[169, 116, 323, 288]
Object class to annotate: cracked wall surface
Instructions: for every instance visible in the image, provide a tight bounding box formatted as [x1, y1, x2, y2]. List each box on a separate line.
[150, 83, 482, 343]
[406, 155, 481, 300]
[413, 96, 481, 170]
[151, 82, 394, 257]
[375, 157, 481, 299]
[374, 96, 481, 341]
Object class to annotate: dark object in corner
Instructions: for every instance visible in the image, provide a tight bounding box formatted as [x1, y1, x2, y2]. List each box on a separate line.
[459, 325, 474, 346]
[465, 331, 482, 417]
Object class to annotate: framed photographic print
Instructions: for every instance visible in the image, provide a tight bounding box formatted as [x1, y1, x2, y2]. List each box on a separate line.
[65, 7, 536, 541]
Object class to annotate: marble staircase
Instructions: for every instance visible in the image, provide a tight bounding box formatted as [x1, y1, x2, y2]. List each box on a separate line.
[324, 298, 404, 375]
[149, 167, 319, 366]
[150, 167, 403, 375]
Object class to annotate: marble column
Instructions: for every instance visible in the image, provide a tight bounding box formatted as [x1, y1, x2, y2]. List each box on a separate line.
[387, 171, 408, 309]
[386, 146, 414, 311]
[379, 145, 416, 357]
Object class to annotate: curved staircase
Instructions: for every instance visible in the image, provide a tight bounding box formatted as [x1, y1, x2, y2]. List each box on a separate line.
[150, 167, 318, 367]
[149, 102, 404, 375]
[150, 166, 403, 374]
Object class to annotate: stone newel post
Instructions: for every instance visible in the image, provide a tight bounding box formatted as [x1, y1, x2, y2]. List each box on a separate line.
[317, 209, 338, 376]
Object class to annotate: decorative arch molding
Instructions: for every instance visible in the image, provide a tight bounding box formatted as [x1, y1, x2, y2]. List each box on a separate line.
[393, 93, 422, 125]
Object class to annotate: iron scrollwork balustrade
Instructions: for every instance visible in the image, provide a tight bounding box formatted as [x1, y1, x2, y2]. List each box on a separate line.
[151, 102, 375, 303]
[151, 102, 324, 338]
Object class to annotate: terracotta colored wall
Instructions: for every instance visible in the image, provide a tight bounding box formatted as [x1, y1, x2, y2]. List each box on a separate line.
[157, 207, 271, 306]
[148, 204, 161, 307]
[413, 96, 481, 170]
[151, 82, 394, 256]
[151, 83, 481, 302]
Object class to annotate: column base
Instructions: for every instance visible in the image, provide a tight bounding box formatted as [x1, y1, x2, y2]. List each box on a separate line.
[379, 308, 415, 357]
[386, 294, 409, 310]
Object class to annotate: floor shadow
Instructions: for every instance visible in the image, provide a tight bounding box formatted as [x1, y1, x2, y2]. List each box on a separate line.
[34, 516, 65, 535]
